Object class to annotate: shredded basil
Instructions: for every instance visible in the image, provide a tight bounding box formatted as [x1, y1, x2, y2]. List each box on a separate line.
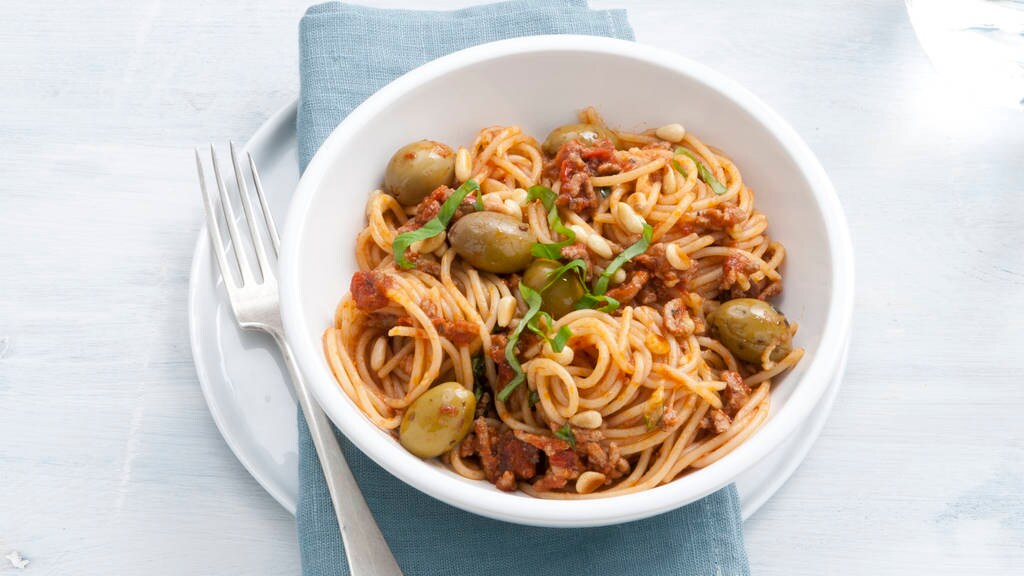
[527, 311, 572, 353]
[574, 292, 620, 313]
[554, 422, 576, 448]
[527, 185, 577, 259]
[497, 281, 544, 402]
[592, 222, 654, 295]
[674, 147, 727, 195]
[528, 390, 540, 407]
[597, 186, 612, 198]
[471, 355, 486, 400]
[392, 179, 479, 268]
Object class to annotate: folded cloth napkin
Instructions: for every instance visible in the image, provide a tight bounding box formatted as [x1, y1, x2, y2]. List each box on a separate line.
[296, 2, 750, 575]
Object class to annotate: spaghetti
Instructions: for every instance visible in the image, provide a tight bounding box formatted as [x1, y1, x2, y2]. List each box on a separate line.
[323, 108, 804, 497]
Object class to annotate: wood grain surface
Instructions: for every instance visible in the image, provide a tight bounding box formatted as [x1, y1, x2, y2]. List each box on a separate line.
[1, 1, 1022, 574]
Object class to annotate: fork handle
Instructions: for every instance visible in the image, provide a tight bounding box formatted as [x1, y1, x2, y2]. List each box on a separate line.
[273, 333, 404, 576]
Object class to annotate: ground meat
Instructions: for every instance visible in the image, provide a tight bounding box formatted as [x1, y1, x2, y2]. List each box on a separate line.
[469, 419, 541, 492]
[707, 408, 732, 434]
[560, 242, 593, 279]
[512, 430, 582, 491]
[634, 243, 692, 288]
[487, 333, 516, 386]
[721, 371, 752, 417]
[396, 185, 476, 233]
[350, 270, 392, 311]
[695, 205, 746, 229]
[468, 420, 630, 493]
[662, 297, 692, 337]
[407, 252, 441, 277]
[420, 299, 479, 346]
[362, 313, 412, 331]
[756, 279, 783, 300]
[721, 253, 759, 293]
[605, 269, 650, 304]
[546, 139, 619, 219]
[596, 162, 621, 176]
[496, 431, 540, 480]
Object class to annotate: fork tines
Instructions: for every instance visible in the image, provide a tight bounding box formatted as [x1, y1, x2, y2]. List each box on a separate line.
[195, 142, 280, 291]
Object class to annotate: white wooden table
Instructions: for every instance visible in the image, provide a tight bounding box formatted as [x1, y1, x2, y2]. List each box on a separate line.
[2, 1, 1022, 574]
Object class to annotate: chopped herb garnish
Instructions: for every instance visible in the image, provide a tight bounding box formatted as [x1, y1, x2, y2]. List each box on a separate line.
[529, 390, 540, 407]
[497, 281, 544, 402]
[674, 147, 727, 195]
[471, 355, 486, 400]
[392, 179, 479, 268]
[549, 324, 573, 352]
[574, 292, 621, 313]
[474, 192, 484, 211]
[527, 185, 577, 260]
[592, 222, 654, 295]
[597, 186, 612, 198]
[554, 422, 576, 448]
[527, 311, 572, 353]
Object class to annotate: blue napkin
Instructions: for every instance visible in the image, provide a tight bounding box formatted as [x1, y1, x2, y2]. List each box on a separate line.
[296, 2, 751, 575]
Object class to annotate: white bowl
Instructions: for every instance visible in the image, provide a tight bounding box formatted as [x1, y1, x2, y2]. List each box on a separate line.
[280, 35, 854, 527]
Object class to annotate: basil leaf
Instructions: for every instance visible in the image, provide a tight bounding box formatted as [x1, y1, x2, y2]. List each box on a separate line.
[593, 222, 653, 295]
[675, 147, 727, 195]
[671, 159, 687, 177]
[554, 422, 576, 448]
[527, 185, 558, 210]
[550, 326, 572, 352]
[574, 292, 620, 313]
[471, 355, 486, 400]
[392, 179, 479, 268]
[531, 242, 567, 260]
[497, 281, 544, 402]
[543, 258, 587, 291]
[526, 311, 574, 354]
[527, 185, 577, 260]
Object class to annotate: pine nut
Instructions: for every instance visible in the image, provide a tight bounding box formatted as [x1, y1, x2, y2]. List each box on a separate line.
[503, 199, 523, 221]
[665, 243, 692, 270]
[655, 122, 686, 143]
[570, 410, 603, 429]
[615, 202, 645, 235]
[586, 233, 613, 259]
[611, 268, 626, 285]
[496, 295, 517, 328]
[455, 147, 472, 183]
[575, 471, 607, 494]
[482, 192, 505, 212]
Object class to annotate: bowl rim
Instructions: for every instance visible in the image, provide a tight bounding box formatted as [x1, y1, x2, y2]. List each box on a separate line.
[280, 35, 855, 527]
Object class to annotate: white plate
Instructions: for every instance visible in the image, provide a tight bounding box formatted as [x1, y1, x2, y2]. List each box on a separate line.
[188, 101, 847, 520]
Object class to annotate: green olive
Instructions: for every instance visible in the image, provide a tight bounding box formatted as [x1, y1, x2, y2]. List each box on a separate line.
[399, 381, 476, 459]
[541, 123, 621, 156]
[710, 298, 793, 365]
[523, 259, 585, 319]
[447, 211, 536, 274]
[384, 140, 456, 205]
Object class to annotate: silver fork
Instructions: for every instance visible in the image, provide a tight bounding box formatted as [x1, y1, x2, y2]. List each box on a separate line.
[195, 142, 403, 576]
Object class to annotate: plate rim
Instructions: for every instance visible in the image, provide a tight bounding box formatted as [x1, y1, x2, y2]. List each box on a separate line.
[188, 101, 300, 514]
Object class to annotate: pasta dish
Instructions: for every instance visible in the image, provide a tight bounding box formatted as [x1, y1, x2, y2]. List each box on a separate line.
[323, 108, 803, 497]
